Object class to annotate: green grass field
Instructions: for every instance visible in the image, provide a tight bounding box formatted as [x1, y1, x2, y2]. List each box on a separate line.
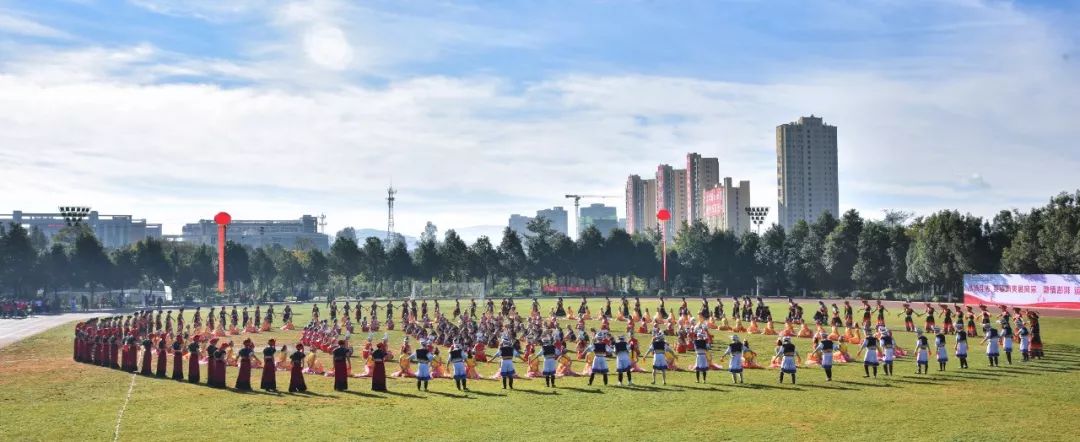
[1, 299, 1078, 441]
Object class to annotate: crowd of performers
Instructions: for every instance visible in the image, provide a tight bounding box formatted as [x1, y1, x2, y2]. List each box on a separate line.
[71, 296, 1048, 393]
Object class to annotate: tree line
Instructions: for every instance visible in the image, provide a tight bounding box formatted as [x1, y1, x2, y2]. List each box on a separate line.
[1, 190, 1078, 303]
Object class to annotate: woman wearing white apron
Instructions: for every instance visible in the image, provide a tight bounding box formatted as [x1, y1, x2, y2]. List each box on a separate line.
[913, 330, 930, 374]
[880, 329, 896, 376]
[982, 325, 1000, 367]
[814, 333, 835, 382]
[955, 326, 969, 369]
[722, 335, 745, 383]
[1018, 323, 1031, 362]
[644, 334, 670, 385]
[447, 342, 469, 391]
[587, 332, 610, 386]
[776, 336, 799, 384]
[858, 328, 880, 378]
[494, 338, 520, 390]
[693, 332, 711, 383]
[539, 337, 561, 388]
[934, 327, 948, 371]
[412, 344, 433, 391]
[614, 336, 633, 385]
[999, 319, 1014, 365]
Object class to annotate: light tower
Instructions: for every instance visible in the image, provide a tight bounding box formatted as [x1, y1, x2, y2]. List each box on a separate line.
[58, 206, 91, 226]
[387, 184, 397, 241]
[319, 213, 327, 234]
[746, 206, 769, 234]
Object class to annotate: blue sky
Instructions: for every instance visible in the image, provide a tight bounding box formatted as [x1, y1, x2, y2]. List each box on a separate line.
[1, 0, 1078, 238]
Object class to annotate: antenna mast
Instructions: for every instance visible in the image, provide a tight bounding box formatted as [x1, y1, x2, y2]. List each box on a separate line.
[387, 184, 397, 241]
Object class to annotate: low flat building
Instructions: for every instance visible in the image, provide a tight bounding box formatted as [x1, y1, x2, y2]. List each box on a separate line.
[181, 214, 329, 251]
[1, 209, 161, 248]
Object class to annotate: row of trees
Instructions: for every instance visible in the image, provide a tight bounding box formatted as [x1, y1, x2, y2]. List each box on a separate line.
[2, 191, 1078, 302]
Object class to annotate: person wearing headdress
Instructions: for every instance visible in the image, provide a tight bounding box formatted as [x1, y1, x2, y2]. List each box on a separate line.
[879, 328, 896, 376]
[210, 342, 228, 388]
[720, 335, 746, 383]
[448, 342, 469, 391]
[1018, 321, 1031, 362]
[412, 339, 434, 391]
[171, 335, 185, 381]
[776, 336, 799, 384]
[980, 324, 1000, 367]
[644, 332, 670, 385]
[933, 327, 948, 371]
[900, 303, 916, 333]
[586, 331, 610, 386]
[371, 338, 389, 392]
[494, 337, 521, 390]
[913, 330, 930, 374]
[954, 323, 969, 369]
[998, 318, 1014, 365]
[155, 334, 168, 378]
[139, 335, 153, 376]
[613, 335, 633, 386]
[814, 332, 836, 381]
[857, 327, 880, 378]
[235, 339, 254, 391]
[187, 336, 201, 383]
[332, 339, 351, 391]
[261, 339, 278, 391]
[289, 344, 308, 392]
[692, 331, 711, 383]
[537, 336, 560, 388]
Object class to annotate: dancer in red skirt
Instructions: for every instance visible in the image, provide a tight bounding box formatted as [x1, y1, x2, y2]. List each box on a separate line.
[261, 339, 278, 391]
[171, 335, 185, 381]
[371, 341, 389, 392]
[289, 344, 308, 392]
[235, 339, 254, 391]
[140, 336, 153, 376]
[187, 336, 201, 383]
[209, 343, 228, 388]
[333, 340, 351, 391]
[155, 335, 167, 378]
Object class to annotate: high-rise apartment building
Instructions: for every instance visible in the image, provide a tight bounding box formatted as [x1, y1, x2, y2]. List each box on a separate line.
[656, 164, 688, 242]
[686, 152, 719, 223]
[777, 115, 839, 230]
[703, 177, 751, 234]
[508, 214, 534, 238]
[579, 203, 618, 237]
[535, 206, 568, 236]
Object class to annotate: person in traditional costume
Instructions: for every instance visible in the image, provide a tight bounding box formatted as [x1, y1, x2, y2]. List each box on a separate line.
[289, 344, 308, 392]
[815, 333, 835, 381]
[954, 324, 969, 369]
[776, 336, 799, 384]
[494, 337, 521, 390]
[261, 339, 278, 391]
[333, 339, 350, 391]
[981, 324, 1000, 367]
[1018, 322, 1031, 362]
[934, 327, 948, 371]
[235, 339, 254, 391]
[586, 332, 611, 386]
[999, 318, 1014, 365]
[413, 339, 434, 391]
[880, 328, 896, 376]
[913, 330, 930, 374]
[187, 336, 201, 383]
[857, 327, 880, 378]
[171, 335, 185, 381]
[644, 333, 670, 385]
[692, 331, 711, 383]
[210, 343, 228, 388]
[536, 336, 560, 388]
[139, 336, 154, 376]
[371, 340, 389, 392]
[720, 335, 746, 383]
[447, 342, 469, 391]
[155, 334, 167, 377]
[1027, 310, 1043, 359]
[613, 335, 633, 386]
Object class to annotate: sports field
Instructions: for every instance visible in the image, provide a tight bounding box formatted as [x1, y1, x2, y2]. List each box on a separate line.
[1, 299, 1077, 441]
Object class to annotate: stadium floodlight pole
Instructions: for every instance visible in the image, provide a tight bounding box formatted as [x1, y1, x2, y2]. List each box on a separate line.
[58, 206, 91, 227]
[656, 209, 672, 291]
[214, 212, 232, 294]
[746, 206, 769, 235]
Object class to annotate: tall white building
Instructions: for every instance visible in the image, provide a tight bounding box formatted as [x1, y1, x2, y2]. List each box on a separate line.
[776, 115, 839, 230]
[685, 152, 719, 223]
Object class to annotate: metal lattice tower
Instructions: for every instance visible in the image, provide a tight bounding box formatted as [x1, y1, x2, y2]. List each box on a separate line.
[318, 213, 327, 233]
[386, 185, 397, 241]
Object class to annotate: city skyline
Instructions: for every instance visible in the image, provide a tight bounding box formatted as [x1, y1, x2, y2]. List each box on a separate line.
[1, 1, 1078, 237]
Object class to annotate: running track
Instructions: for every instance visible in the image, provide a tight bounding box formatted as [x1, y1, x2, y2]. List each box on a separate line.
[0, 313, 99, 349]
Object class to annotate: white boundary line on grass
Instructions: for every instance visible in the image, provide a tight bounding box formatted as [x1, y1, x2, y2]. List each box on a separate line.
[113, 373, 136, 442]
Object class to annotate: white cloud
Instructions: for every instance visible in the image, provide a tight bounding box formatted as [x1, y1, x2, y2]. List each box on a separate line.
[0, 11, 70, 39]
[301, 25, 352, 70]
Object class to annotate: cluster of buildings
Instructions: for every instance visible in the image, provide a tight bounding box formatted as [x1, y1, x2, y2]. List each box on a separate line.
[626, 115, 840, 241]
[1, 210, 330, 251]
[509, 206, 570, 238]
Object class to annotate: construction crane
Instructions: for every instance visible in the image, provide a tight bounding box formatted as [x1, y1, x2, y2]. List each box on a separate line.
[564, 194, 619, 237]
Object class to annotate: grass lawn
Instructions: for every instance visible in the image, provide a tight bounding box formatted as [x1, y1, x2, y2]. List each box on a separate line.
[1, 299, 1078, 441]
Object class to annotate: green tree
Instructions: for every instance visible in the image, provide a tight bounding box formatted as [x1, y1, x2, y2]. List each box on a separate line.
[329, 236, 362, 296]
[134, 237, 172, 292]
[756, 224, 787, 294]
[71, 232, 110, 302]
[224, 241, 252, 291]
[575, 226, 605, 287]
[674, 221, 710, 291]
[249, 248, 277, 296]
[304, 249, 330, 293]
[361, 237, 387, 283]
[603, 228, 635, 291]
[497, 227, 527, 291]
[0, 224, 38, 296]
[439, 230, 470, 281]
[468, 236, 500, 291]
[385, 240, 414, 282]
[823, 209, 864, 292]
[852, 222, 891, 291]
[784, 221, 811, 293]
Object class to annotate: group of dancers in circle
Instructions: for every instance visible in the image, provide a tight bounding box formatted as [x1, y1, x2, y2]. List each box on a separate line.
[71, 296, 1047, 394]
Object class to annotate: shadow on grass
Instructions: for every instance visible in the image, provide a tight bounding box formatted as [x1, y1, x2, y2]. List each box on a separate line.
[292, 390, 336, 398]
[511, 388, 557, 396]
[679, 384, 723, 392]
[624, 384, 674, 392]
[230, 388, 279, 396]
[837, 380, 896, 388]
[465, 390, 505, 397]
[799, 383, 855, 391]
[888, 378, 944, 386]
[561, 386, 604, 394]
[380, 390, 423, 399]
[341, 390, 385, 399]
[732, 383, 801, 391]
[426, 390, 474, 399]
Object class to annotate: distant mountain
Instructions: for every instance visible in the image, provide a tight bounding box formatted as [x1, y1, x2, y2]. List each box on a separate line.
[344, 228, 419, 250]
[340, 225, 503, 250]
